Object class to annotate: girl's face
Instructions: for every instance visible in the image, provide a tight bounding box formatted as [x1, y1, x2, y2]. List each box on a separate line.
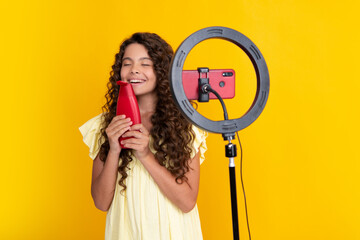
[120, 43, 157, 98]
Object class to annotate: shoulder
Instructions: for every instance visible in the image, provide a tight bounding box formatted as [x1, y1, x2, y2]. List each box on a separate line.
[190, 125, 208, 164]
[79, 113, 104, 131]
[79, 113, 106, 160]
[191, 125, 208, 142]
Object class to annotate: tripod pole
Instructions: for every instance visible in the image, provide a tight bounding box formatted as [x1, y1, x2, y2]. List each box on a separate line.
[224, 134, 239, 240]
[229, 156, 239, 240]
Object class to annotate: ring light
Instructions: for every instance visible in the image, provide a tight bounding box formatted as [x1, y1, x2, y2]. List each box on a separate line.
[170, 26, 270, 134]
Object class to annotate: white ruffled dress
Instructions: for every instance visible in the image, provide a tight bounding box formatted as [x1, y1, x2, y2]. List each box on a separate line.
[79, 114, 207, 240]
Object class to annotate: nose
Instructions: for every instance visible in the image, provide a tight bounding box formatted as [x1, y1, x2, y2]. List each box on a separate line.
[131, 64, 139, 74]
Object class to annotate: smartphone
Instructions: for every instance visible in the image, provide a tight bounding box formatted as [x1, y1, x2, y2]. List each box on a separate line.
[182, 69, 235, 100]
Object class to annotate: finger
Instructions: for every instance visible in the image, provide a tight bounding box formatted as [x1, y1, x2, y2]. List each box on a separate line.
[130, 124, 149, 135]
[114, 114, 126, 120]
[123, 143, 144, 151]
[122, 132, 149, 144]
[107, 127, 130, 140]
[106, 122, 132, 137]
[109, 120, 132, 132]
[122, 130, 147, 139]
[121, 139, 146, 150]
[115, 126, 131, 137]
[109, 114, 126, 124]
[108, 118, 132, 130]
[109, 122, 131, 133]
[112, 116, 131, 125]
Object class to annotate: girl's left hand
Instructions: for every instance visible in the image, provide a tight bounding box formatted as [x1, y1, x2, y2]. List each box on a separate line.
[121, 124, 151, 160]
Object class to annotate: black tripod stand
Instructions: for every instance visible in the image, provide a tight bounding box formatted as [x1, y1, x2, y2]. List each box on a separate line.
[199, 69, 240, 239]
[169, 26, 270, 240]
[223, 133, 239, 240]
[198, 67, 241, 240]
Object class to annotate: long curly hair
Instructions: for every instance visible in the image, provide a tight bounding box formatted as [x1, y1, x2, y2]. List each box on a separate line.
[98, 32, 195, 192]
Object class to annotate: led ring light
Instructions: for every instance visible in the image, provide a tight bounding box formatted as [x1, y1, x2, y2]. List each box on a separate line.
[170, 26, 270, 134]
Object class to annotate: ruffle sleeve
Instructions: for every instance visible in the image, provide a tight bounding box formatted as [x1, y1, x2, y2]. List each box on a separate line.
[79, 113, 104, 160]
[191, 125, 208, 165]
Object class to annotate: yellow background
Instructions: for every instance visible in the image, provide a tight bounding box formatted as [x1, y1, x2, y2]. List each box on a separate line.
[1, 0, 359, 239]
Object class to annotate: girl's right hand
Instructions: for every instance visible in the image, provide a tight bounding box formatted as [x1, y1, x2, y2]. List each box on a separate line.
[105, 115, 132, 154]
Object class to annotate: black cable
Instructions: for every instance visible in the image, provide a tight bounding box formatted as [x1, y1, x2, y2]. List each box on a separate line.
[201, 84, 229, 120]
[236, 131, 252, 240]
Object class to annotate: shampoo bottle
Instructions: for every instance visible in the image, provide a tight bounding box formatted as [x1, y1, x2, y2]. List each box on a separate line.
[116, 81, 141, 149]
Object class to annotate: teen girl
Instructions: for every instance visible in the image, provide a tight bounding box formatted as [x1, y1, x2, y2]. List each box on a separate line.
[80, 32, 207, 240]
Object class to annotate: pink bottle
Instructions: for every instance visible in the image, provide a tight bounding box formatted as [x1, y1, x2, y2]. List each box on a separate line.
[116, 81, 141, 149]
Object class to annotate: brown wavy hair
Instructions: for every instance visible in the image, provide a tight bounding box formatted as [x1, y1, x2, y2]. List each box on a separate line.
[98, 32, 195, 192]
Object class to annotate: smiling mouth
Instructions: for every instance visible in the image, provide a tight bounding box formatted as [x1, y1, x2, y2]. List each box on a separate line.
[129, 79, 146, 84]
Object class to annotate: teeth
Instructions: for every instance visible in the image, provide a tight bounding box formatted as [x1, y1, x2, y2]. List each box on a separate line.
[130, 79, 144, 83]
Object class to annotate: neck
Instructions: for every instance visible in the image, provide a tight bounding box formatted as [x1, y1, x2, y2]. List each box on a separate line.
[137, 93, 157, 132]
[137, 92, 157, 116]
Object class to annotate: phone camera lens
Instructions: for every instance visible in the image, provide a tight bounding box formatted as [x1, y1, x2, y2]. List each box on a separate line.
[222, 72, 233, 77]
[219, 81, 225, 87]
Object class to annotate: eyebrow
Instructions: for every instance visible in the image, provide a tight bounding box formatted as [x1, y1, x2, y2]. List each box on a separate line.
[122, 57, 152, 61]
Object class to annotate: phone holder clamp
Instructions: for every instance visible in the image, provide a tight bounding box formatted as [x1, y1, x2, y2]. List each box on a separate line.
[198, 67, 210, 102]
